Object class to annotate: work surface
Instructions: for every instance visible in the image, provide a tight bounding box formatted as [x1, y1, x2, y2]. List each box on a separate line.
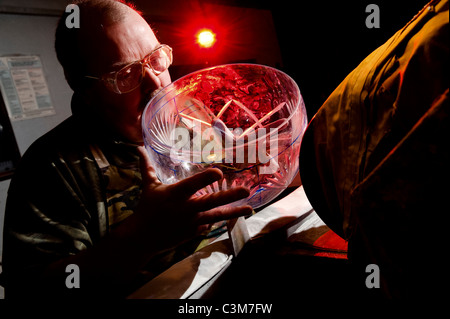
[128, 186, 351, 300]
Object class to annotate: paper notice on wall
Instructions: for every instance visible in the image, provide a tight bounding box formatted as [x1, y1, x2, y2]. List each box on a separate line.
[0, 55, 55, 121]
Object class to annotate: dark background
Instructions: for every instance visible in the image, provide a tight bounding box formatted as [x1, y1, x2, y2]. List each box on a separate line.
[260, 0, 428, 117]
[142, 0, 429, 118]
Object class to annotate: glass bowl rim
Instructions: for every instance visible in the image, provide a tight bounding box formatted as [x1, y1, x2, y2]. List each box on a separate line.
[142, 63, 304, 153]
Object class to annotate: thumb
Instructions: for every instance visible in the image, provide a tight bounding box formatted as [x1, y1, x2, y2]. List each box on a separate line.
[137, 146, 161, 188]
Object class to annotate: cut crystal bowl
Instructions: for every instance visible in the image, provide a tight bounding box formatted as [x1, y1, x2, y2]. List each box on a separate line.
[142, 64, 307, 209]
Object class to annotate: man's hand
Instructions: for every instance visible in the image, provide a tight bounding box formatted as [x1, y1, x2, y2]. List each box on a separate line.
[122, 146, 252, 252]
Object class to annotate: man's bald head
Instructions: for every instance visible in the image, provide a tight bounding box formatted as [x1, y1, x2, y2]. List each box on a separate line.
[55, 0, 143, 91]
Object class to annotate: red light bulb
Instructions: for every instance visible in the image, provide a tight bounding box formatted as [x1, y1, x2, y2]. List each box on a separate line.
[196, 29, 216, 48]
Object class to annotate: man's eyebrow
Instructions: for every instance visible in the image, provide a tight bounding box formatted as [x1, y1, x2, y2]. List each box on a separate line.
[110, 61, 131, 69]
[109, 43, 162, 70]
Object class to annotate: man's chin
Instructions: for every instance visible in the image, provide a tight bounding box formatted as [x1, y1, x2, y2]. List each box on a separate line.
[117, 118, 144, 145]
[124, 131, 144, 145]
[132, 118, 144, 145]
[140, 88, 163, 110]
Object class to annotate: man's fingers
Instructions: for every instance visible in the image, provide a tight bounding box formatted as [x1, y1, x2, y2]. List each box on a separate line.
[196, 205, 253, 225]
[137, 146, 161, 187]
[189, 187, 250, 212]
[172, 168, 223, 199]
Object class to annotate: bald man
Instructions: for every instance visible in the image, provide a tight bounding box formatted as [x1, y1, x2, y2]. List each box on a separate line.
[2, 0, 251, 298]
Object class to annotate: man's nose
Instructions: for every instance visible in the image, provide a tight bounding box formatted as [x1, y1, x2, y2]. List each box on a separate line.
[141, 65, 162, 92]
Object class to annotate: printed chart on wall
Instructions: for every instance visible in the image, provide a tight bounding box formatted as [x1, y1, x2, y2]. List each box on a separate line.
[0, 89, 20, 180]
[0, 55, 55, 121]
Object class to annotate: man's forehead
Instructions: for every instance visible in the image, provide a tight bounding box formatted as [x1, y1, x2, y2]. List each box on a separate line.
[83, 14, 158, 72]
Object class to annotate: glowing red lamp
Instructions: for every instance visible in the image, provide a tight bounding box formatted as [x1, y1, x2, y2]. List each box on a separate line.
[196, 29, 216, 48]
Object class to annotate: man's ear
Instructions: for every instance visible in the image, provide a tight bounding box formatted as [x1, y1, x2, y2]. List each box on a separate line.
[64, 69, 79, 92]
[70, 82, 99, 118]
[64, 68, 94, 97]
[66, 70, 98, 106]
[80, 84, 96, 106]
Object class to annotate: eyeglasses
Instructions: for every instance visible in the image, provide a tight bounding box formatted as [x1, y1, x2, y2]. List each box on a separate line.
[85, 44, 173, 94]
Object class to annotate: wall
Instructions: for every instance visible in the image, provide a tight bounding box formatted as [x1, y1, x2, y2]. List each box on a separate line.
[0, 7, 74, 268]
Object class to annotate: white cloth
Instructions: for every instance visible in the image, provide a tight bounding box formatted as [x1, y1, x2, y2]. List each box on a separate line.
[128, 186, 326, 299]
